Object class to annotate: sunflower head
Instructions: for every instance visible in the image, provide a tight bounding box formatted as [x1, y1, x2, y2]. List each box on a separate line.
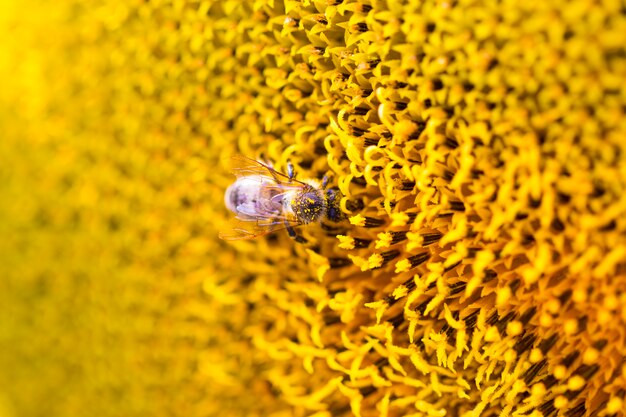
[1, 0, 625, 416]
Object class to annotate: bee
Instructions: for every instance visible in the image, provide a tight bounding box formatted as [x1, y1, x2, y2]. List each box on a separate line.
[219, 155, 344, 241]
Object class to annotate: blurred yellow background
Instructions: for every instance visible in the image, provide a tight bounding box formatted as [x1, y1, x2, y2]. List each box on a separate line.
[1, 1, 625, 416]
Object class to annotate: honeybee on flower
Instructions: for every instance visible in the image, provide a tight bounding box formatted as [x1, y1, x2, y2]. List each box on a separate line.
[219, 155, 344, 241]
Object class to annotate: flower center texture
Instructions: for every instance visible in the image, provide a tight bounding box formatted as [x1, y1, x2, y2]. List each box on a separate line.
[1, 1, 625, 416]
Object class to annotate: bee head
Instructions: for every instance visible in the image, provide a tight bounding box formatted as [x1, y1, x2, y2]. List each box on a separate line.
[292, 189, 325, 224]
[324, 188, 343, 222]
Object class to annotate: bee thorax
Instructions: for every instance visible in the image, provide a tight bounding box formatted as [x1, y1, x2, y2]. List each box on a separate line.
[291, 189, 325, 224]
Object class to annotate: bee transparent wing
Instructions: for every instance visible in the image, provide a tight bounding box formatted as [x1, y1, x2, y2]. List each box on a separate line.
[218, 218, 302, 241]
[231, 186, 300, 219]
[227, 155, 283, 180]
[227, 155, 306, 185]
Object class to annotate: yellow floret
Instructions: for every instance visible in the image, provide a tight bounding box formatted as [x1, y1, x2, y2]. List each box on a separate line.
[2, 0, 626, 416]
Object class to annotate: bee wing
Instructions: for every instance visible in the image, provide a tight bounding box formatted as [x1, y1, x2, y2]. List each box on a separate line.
[218, 217, 302, 241]
[230, 183, 302, 220]
[227, 155, 285, 180]
[227, 155, 306, 185]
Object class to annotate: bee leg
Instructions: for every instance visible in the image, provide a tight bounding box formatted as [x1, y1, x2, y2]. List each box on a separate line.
[259, 152, 274, 169]
[285, 221, 308, 244]
[287, 160, 295, 182]
[258, 153, 285, 183]
[321, 175, 329, 189]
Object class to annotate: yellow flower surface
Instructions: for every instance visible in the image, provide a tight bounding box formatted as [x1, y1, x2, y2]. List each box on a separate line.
[1, 1, 625, 416]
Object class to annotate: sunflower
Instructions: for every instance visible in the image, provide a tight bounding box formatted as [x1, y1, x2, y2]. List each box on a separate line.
[1, 1, 625, 416]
